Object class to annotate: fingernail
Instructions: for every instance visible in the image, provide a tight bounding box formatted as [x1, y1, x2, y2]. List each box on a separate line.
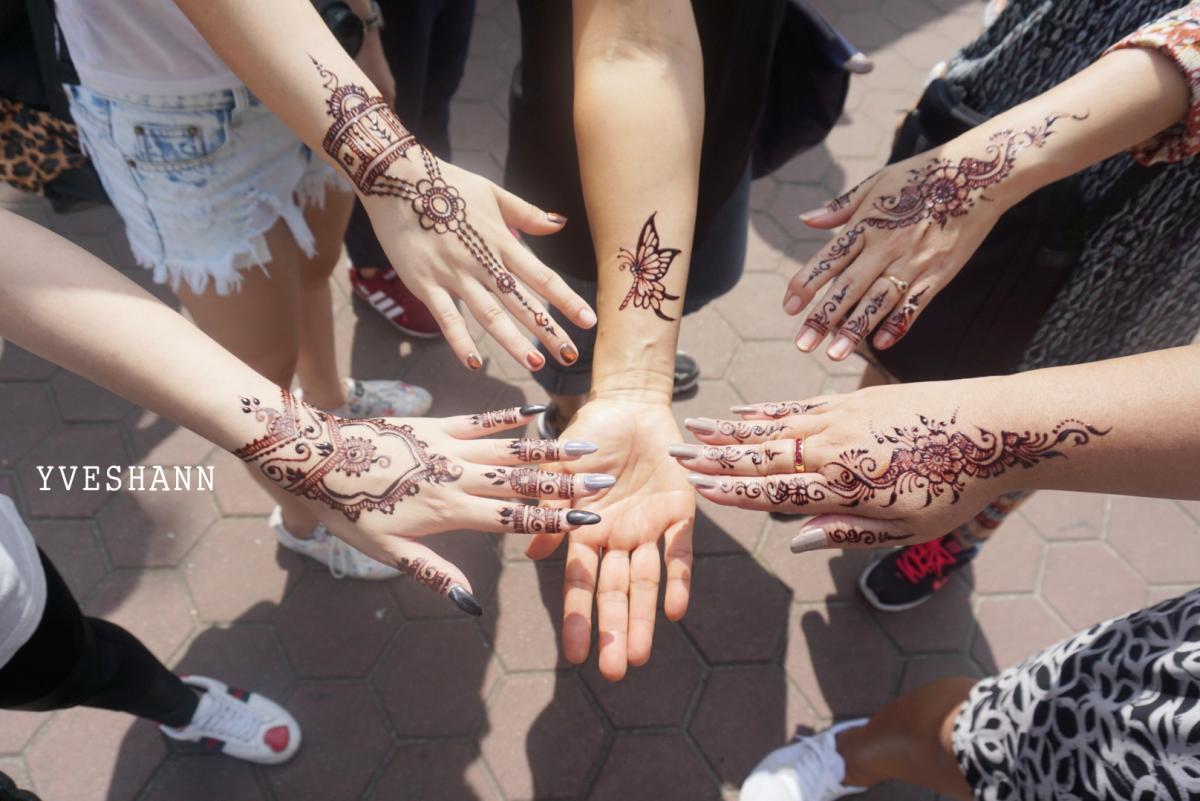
[874, 331, 896, 349]
[563, 441, 599, 457]
[684, 417, 717, 434]
[559, 343, 579, 364]
[578, 307, 598, 328]
[796, 328, 820, 352]
[466, 353, 483, 370]
[566, 510, 601, 526]
[799, 207, 828, 222]
[448, 585, 483, 616]
[828, 336, 853, 361]
[790, 528, 828, 554]
[783, 294, 803, 315]
[730, 404, 758, 414]
[581, 473, 616, 491]
[547, 211, 568, 225]
[687, 473, 719, 489]
[519, 404, 548, 417]
[526, 351, 545, 369]
[668, 444, 702, 459]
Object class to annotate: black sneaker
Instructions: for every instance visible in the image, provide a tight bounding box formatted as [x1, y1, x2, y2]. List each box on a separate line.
[858, 533, 978, 612]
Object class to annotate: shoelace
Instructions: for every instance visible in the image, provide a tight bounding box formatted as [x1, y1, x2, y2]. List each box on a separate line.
[317, 526, 377, 580]
[194, 691, 263, 744]
[894, 537, 960, 585]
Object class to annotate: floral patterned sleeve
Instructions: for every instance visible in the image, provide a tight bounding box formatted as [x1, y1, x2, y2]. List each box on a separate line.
[1104, 3, 1200, 165]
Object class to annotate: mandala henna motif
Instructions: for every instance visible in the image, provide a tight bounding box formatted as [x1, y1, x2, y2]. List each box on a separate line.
[507, 438, 560, 462]
[312, 59, 556, 338]
[499, 505, 566, 534]
[803, 284, 850, 337]
[234, 390, 462, 521]
[878, 287, 928, 343]
[839, 288, 891, 346]
[617, 212, 681, 322]
[485, 467, 573, 499]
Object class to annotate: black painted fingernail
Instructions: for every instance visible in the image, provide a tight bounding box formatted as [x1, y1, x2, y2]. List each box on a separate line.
[519, 404, 548, 417]
[566, 510, 601, 526]
[448, 585, 483, 617]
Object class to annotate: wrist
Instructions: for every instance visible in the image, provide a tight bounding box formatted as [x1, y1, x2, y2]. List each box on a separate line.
[589, 368, 673, 405]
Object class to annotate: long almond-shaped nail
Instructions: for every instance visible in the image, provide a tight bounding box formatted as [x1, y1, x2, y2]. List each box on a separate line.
[730, 404, 759, 414]
[519, 404, 548, 417]
[799, 207, 829, 222]
[687, 473, 718, 489]
[566, 510, 601, 526]
[547, 211, 568, 225]
[563, 441, 599, 457]
[684, 417, 718, 434]
[466, 353, 483, 370]
[783, 294, 803, 315]
[796, 328, 821, 352]
[527, 351, 545, 369]
[581, 473, 616, 491]
[559, 343, 579, 364]
[668, 444, 702, 459]
[448, 585, 483, 616]
[790, 528, 828, 554]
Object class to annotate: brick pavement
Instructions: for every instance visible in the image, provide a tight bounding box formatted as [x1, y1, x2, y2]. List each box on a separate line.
[2, 1, 1199, 799]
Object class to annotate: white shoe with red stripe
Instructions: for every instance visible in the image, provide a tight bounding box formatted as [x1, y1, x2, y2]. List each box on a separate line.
[160, 675, 300, 764]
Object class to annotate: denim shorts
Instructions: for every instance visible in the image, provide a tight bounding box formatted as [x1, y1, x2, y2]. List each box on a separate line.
[66, 84, 347, 296]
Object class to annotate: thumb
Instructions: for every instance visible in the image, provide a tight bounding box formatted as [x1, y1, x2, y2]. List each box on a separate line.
[492, 184, 568, 236]
[789, 514, 918, 552]
[799, 171, 881, 229]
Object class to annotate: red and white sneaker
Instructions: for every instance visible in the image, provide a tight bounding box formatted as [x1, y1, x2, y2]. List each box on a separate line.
[350, 266, 441, 339]
[161, 675, 300, 764]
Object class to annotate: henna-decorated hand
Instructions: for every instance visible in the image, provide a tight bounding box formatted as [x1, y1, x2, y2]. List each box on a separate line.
[669, 385, 1106, 551]
[525, 399, 694, 681]
[312, 59, 596, 372]
[781, 111, 1087, 361]
[236, 394, 613, 615]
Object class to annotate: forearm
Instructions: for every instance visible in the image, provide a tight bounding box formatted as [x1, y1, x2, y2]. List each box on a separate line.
[0, 211, 279, 452]
[946, 344, 1200, 499]
[572, 0, 704, 401]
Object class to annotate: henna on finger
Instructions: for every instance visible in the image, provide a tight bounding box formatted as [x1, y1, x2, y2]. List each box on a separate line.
[838, 287, 892, 347]
[877, 287, 929, 344]
[802, 284, 850, 337]
[485, 467, 574, 499]
[730, 401, 829, 419]
[790, 525, 913, 553]
[802, 225, 866, 290]
[703, 445, 783, 471]
[471, 404, 545, 429]
[719, 476, 830, 507]
[498, 505, 601, 533]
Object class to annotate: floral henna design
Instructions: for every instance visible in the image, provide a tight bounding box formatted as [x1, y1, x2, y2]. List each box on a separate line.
[839, 288, 891, 346]
[825, 415, 1108, 508]
[234, 391, 462, 521]
[617, 212, 681, 322]
[824, 527, 913, 546]
[717, 421, 787, 444]
[757, 401, 828, 419]
[803, 224, 865, 289]
[803, 284, 850, 337]
[721, 477, 830, 507]
[507, 438, 561, 462]
[826, 172, 879, 213]
[703, 446, 782, 470]
[312, 59, 556, 338]
[396, 557, 454, 595]
[485, 467, 574, 499]
[499, 505, 566, 534]
[878, 287, 929, 343]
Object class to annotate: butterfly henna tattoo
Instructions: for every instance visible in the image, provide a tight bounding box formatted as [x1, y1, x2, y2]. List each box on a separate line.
[234, 391, 462, 521]
[618, 212, 681, 322]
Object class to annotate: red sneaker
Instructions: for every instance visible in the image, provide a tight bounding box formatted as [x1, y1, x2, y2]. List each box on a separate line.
[349, 266, 442, 339]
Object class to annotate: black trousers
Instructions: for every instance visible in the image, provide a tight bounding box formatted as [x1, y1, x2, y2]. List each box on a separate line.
[344, 0, 476, 271]
[0, 550, 197, 727]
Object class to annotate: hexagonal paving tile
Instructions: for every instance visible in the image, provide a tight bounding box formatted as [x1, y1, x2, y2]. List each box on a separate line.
[17, 425, 128, 517]
[139, 756, 264, 801]
[760, 518, 876, 603]
[26, 707, 166, 801]
[123, 408, 214, 467]
[50, 371, 134, 422]
[872, 574, 975, 653]
[183, 517, 303, 623]
[768, 182, 838, 241]
[172, 624, 294, 701]
[591, 734, 720, 801]
[693, 495, 768, 556]
[83, 570, 195, 661]
[0, 383, 53, 468]
[479, 673, 607, 801]
[97, 489, 217, 568]
[677, 305, 742, 379]
[1106, 496, 1200, 585]
[204, 448, 275, 517]
[0, 340, 57, 380]
[1041, 542, 1146, 630]
[0, 757, 30, 795]
[971, 597, 1071, 673]
[716, 272, 799, 341]
[448, 101, 506, 152]
[786, 604, 902, 718]
[0, 710, 46, 754]
[728, 341, 826, 405]
[390, 532, 501, 620]
[267, 683, 391, 801]
[490, 561, 569, 672]
[966, 513, 1044, 595]
[368, 742, 500, 801]
[28, 519, 107, 600]
[275, 571, 399, 678]
[374, 619, 498, 738]
[681, 555, 792, 664]
[1021, 491, 1107, 540]
[689, 665, 816, 786]
[581, 618, 703, 728]
[899, 654, 983, 695]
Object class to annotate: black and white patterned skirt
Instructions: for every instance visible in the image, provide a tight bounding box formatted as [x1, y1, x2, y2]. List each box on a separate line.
[952, 589, 1200, 801]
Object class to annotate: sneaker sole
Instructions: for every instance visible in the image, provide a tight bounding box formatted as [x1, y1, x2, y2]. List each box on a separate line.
[350, 291, 443, 340]
[857, 556, 939, 613]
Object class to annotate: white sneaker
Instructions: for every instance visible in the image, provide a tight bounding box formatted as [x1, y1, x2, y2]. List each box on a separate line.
[740, 719, 869, 801]
[336, 378, 432, 418]
[270, 506, 400, 580]
[160, 675, 300, 765]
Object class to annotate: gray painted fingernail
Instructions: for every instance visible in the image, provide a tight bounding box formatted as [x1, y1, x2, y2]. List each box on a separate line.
[729, 405, 758, 414]
[687, 473, 718, 489]
[668, 444, 702, 459]
[519, 404, 548, 417]
[790, 528, 828, 554]
[684, 418, 718, 434]
[448, 585, 483, 617]
[563, 441, 599, 457]
[581, 473, 616, 491]
[566, 510, 602, 526]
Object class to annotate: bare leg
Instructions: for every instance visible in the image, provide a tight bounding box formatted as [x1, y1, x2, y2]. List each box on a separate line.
[838, 676, 976, 799]
[294, 189, 356, 410]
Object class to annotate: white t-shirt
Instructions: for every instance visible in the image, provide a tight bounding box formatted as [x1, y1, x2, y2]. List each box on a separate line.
[55, 0, 241, 97]
[0, 495, 46, 670]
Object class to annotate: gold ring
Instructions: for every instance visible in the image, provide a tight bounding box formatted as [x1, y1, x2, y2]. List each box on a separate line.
[794, 438, 806, 473]
[885, 275, 909, 293]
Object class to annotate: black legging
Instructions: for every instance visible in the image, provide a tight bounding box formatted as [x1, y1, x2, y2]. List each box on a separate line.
[0, 550, 197, 727]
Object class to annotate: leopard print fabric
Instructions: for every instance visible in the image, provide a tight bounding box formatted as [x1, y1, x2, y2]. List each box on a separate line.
[0, 97, 88, 194]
